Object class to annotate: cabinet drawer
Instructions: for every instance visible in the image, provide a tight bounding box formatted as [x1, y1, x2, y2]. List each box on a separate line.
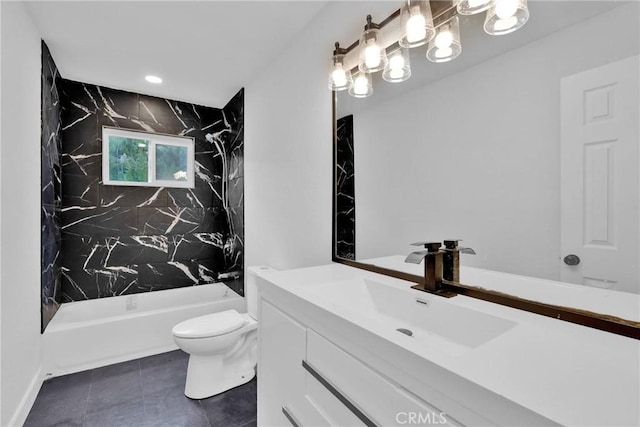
[306, 330, 461, 427]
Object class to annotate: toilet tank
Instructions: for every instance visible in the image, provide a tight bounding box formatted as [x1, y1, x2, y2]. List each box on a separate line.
[246, 266, 277, 319]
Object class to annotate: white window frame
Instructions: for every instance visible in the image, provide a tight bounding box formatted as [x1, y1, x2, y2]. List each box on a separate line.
[102, 126, 195, 189]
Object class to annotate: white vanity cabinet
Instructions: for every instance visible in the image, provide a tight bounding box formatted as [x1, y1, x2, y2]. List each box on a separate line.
[257, 300, 307, 426]
[258, 296, 463, 427]
[256, 264, 639, 427]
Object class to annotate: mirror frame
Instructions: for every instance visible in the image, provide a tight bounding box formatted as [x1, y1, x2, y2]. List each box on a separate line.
[331, 1, 640, 340]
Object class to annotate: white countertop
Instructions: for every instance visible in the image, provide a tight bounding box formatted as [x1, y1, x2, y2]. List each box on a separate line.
[259, 262, 640, 427]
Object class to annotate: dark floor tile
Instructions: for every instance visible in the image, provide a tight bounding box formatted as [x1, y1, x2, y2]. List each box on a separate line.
[23, 370, 92, 427]
[143, 384, 210, 427]
[140, 350, 189, 396]
[83, 398, 146, 427]
[26, 351, 257, 427]
[24, 414, 84, 427]
[87, 360, 142, 413]
[200, 378, 257, 427]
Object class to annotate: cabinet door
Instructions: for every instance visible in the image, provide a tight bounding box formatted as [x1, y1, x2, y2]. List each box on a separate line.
[258, 300, 307, 427]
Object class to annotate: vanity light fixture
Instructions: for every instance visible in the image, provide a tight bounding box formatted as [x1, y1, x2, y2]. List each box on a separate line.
[426, 16, 462, 63]
[399, 0, 435, 48]
[348, 71, 373, 98]
[145, 75, 163, 84]
[383, 47, 411, 83]
[328, 1, 531, 95]
[328, 42, 353, 91]
[456, 0, 492, 15]
[484, 0, 530, 35]
[358, 15, 388, 73]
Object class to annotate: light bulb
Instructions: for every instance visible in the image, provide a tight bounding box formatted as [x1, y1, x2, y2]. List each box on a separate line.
[353, 75, 369, 95]
[406, 6, 427, 43]
[389, 68, 405, 80]
[435, 47, 453, 59]
[495, 0, 518, 19]
[388, 55, 405, 79]
[435, 29, 453, 49]
[331, 67, 348, 88]
[145, 75, 162, 84]
[389, 55, 405, 70]
[492, 16, 518, 32]
[364, 41, 382, 69]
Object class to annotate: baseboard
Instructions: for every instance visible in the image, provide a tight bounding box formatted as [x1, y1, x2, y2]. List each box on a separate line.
[8, 365, 44, 427]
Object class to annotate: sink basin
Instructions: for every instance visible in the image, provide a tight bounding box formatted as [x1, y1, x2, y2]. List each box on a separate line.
[300, 277, 517, 355]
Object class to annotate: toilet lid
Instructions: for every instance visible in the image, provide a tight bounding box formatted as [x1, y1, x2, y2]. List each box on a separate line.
[172, 310, 245, 338]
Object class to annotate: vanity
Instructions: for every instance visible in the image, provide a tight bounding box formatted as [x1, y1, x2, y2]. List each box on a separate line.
[256, 263, 640, 427]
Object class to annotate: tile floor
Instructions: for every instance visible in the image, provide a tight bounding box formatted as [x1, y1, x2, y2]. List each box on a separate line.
[24, 350, 257, 427]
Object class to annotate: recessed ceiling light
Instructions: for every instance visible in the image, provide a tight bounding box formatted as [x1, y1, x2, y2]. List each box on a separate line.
[145, 75, 162, 84]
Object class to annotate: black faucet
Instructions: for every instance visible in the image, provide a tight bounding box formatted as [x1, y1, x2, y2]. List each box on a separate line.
[405, 240, 475, 297]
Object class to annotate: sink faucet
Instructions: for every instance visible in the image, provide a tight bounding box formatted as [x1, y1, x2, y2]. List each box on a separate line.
[442, 240, 476, 283]
[404, 242, 447, 295]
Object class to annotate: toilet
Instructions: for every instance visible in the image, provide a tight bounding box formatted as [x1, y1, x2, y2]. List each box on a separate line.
[172, 266, 276, 399]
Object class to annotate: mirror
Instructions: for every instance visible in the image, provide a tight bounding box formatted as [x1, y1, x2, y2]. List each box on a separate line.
[333, 1, 640, 326]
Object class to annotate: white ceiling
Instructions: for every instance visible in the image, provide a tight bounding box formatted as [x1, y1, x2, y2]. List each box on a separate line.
[25, 1, 328, 107]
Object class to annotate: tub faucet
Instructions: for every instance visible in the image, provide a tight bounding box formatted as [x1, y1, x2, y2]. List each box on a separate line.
[405, 242, 450, 296]
[442, 240, 476, 283]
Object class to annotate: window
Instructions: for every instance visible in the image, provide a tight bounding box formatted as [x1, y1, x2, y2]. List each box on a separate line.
[102, 126, 195, 188]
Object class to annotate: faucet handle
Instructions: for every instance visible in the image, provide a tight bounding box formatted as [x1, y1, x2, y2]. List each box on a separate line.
[444, 239, 476, 254]
[411, 242, 442, 252]
[443, 239, 462, 249]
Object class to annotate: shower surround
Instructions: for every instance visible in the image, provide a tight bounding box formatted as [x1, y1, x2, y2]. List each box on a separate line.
[58, 81, 244, 302]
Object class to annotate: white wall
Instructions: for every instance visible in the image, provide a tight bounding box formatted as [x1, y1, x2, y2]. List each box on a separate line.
[244, 1, 397, 271]
[354, 4, 639, 281]
[0, 1, 44, 425]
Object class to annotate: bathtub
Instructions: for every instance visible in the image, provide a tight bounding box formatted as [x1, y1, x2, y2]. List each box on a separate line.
[42, 283, 245, 377]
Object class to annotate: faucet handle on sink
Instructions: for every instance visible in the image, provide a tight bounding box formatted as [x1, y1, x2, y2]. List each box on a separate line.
[443, 239, 476, 255]
[410, 242, 442, 252]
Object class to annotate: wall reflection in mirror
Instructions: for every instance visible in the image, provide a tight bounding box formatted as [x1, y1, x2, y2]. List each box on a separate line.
[333, 1, 640, 323]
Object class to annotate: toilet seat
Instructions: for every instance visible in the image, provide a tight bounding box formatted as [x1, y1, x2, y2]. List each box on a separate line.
[172, 310, 245, 339]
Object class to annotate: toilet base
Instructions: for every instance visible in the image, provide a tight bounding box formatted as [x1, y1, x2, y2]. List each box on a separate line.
[184, 354, 256, 399]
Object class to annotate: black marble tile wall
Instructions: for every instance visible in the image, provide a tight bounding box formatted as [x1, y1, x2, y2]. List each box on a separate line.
[41, 41, 63, 332]
[60, 80, 244, 301]
[336, 115, 356, 260]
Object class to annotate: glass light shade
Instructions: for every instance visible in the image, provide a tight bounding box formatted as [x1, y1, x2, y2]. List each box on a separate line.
[382, 48, 411, 83]
[484, 0, 529, 35]
[328, 54, 353, 91]
[399, 0, 435, 48]
[348, 72, 373, 98]
[426, 17, 462, 63]
[456, 0, 492, 15]
[358, 16, 388, 73]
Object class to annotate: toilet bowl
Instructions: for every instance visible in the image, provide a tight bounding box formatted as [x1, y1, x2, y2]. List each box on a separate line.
[172, 266, 276, 399]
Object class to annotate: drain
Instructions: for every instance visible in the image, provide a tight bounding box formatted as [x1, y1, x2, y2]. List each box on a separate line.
[396, 328, 413, 337]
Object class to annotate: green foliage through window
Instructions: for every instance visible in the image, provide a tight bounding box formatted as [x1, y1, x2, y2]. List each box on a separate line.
[156, 144, 189, 181]
[108, 136, 149, 182]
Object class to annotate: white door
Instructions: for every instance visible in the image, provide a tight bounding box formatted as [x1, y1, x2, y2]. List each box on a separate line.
[560, 55, 639, 293]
